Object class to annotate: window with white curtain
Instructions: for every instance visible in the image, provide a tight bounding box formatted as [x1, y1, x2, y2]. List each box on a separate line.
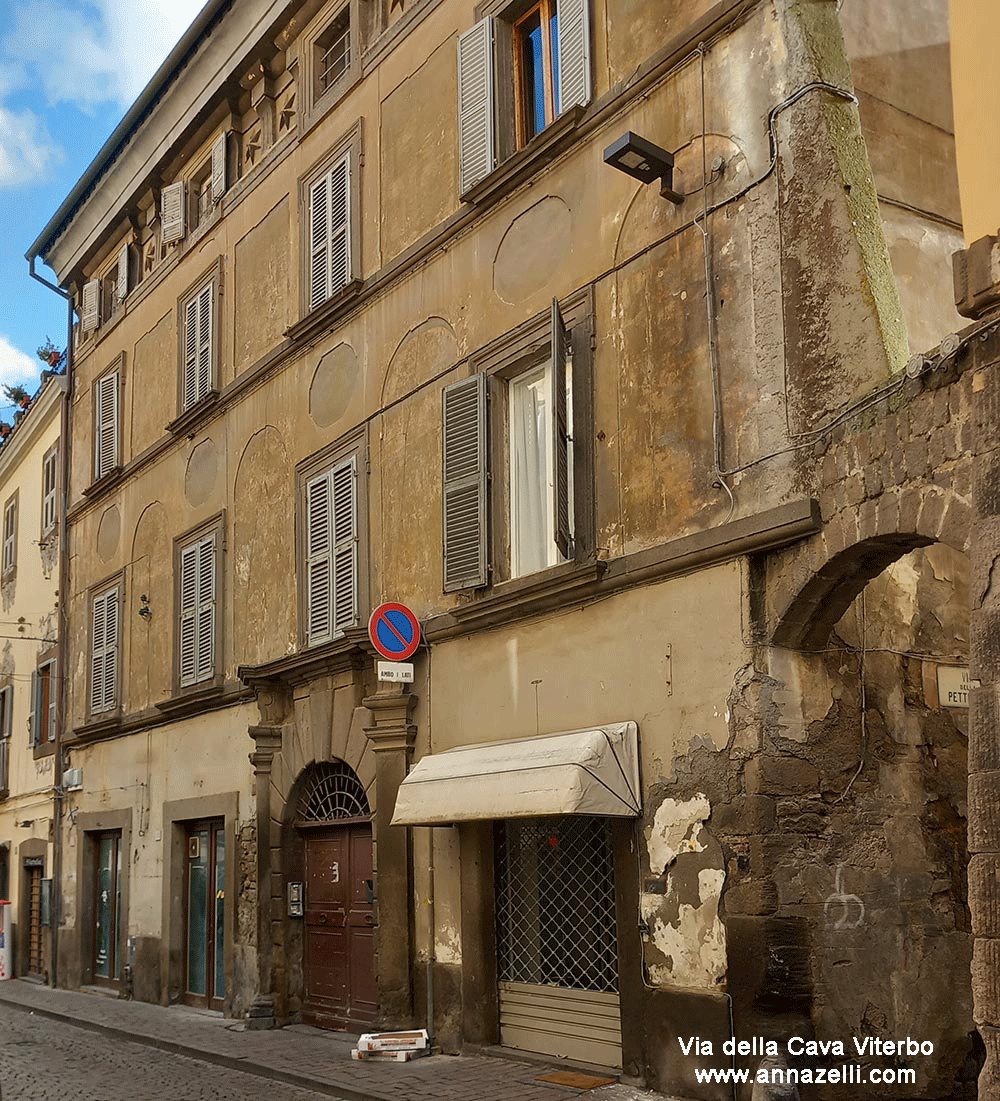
[508, 358, 573, 579]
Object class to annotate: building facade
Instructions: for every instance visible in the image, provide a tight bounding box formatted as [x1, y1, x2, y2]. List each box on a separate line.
[0, 374, 64, 982]
[26, 0, 978, 1097]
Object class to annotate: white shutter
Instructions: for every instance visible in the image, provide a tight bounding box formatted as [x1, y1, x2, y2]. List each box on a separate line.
[211, 131, 229, 203]
[306, 470, 333, 645]
[308, 154, 352, 311]
[81, 279, 100, 333]
[196, 535, 216, 682]
[197, 283, 213, 400]
[551, 299, 571, 558]
[102, 588, 119, 712]
[443, 374, 488, 590]
[328, 153, 351, 297]
[161, 181, 187, 243]
[308, 173, 330, 311]
[91, 588, 118, 713]
[116, 243, 130, 302]
[458, 19, 496, 194]
[331, 456, 358, 633]
[94, 372, 119, 480]
[183, 296, 200, 410]
[556, 0, 592, 111]
[179, 534, 215, 686]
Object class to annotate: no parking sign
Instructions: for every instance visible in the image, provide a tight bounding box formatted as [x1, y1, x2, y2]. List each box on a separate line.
[368, 602, 421, 662]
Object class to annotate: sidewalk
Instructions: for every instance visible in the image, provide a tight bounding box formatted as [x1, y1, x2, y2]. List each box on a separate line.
[0, 979, 671, 1101]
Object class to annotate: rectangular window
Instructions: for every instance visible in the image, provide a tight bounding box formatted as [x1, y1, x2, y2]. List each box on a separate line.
[94, 368, 120, 481]
[41, 445, 59, 537]
[304, 454, 359, 646]
[317, 8, 351, 97]
[443, 298, 583, 590]
[91, 585, 120, 715]
[182, 280, 215, 410]
[178, 531, 217, 688]
[307, 151, 353, 311]
[31, 661, 56, 747]
[1, 493, 16, 577]
[193, 166, 213, 230]
[457, 0, 591, 192]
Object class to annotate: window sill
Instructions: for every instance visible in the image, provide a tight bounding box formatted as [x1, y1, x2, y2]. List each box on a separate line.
[155, 678, 227, 719]
[286, 279, 363, 345]
[32, 741, 55, 761]
[166, 390, 221, 438]
[425, 557, 606, 642]
[461, 105, 585, 208]
[82, 467, 125, 499]
[71, 709, 123, 744]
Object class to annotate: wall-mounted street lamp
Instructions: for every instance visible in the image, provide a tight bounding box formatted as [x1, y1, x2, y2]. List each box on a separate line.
[603, 132, 684, 205]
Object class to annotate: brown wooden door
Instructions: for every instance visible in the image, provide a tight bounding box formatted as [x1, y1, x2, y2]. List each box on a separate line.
[303, 822, 375, 1030]
[26, 866, 43, 976]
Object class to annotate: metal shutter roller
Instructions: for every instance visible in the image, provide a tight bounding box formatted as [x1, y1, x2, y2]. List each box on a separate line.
[458, 19, 497, 194]
[442, 373, 488, 590]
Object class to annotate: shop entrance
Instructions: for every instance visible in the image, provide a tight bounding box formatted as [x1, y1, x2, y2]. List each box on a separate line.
[297, 760, 376, 1031]
[495, 816, 622, 1068]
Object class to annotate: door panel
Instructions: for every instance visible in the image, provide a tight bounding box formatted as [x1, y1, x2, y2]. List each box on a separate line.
[303, 822, 376, 1030]
[185, 820, 225, 1008]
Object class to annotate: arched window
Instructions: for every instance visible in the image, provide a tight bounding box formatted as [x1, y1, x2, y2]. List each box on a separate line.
[297, 760, 370, 823]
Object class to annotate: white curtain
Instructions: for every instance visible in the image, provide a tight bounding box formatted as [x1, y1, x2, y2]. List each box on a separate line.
[510, 367, 552, 577]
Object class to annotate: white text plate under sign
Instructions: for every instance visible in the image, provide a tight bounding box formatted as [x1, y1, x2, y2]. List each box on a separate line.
[378, 661, 414, 683]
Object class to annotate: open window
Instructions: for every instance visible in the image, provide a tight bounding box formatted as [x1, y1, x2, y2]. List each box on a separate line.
[458, 0, 592, 194]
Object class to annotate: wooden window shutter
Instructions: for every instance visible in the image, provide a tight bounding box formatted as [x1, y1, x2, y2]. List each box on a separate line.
[442, 373, 488, 591]
[211, 131, 229, 203]
[308, 173, 331, 311]
[91, 588, 118, 713]
[551, 299, 571, 558]
[179, 535, 215, 686]
[183, 296, 200, 410]
[458, 19, 496, 194]
[46, 665, 56, 743]
[556, 0, 592, 111]
[161, 181, 187, 243]
[197, 283, 213, 401]
[28, 671, 38, 746]
[328, 153, 351, 297]
[306, 470, 333, 644]
[102, 588, 119, 712]
[81, 279, 100, 332]
[116, 243, 130, 302]
[95, 372, 119, 480]
[331, 456, 358, 633]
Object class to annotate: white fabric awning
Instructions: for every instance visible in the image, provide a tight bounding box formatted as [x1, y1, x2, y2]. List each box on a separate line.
[390, 722, 641, 826]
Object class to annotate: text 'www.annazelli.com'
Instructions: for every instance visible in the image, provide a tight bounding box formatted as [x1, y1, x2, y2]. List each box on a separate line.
[693, 1066, 917, 1086]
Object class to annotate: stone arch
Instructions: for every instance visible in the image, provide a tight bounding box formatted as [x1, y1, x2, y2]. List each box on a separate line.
[130, 501, 170, 710]
[380, 316, 458, 407]
[771, 483, 972, 650]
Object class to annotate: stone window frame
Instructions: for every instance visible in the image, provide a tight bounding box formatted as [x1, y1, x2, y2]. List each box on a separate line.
[1, 488, 17, 582]
[300, 0, 363, 133]
[174, 257, 224, 422]
[295, 423, 369, 650]
[88, 571, 124, 722]
[172, 511, 227, 698]
[296, 119, 363, 321]
[470, 286, 595, 589]
[31, 643, 58, 760]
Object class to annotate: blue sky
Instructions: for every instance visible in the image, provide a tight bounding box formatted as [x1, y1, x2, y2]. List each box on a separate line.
[0, 0, 205, 408]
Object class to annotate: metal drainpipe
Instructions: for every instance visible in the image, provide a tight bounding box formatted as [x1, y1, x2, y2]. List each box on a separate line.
[27, 258, 72, 990]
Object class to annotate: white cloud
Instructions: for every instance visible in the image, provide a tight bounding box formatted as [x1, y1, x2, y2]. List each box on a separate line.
[0, 105, 61, 186]
[0, 335, 41, 393]
[4, 0, 208, 112]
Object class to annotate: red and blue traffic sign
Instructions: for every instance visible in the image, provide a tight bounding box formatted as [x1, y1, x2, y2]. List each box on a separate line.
[368, 602, 421, 661]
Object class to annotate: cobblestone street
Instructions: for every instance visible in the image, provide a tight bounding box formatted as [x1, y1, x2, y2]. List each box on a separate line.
[0, 1009, 329, 1101]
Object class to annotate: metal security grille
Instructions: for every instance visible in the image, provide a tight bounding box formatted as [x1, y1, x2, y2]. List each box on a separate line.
[299, 761, 369, 823]
[496, 817, 618, 993]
